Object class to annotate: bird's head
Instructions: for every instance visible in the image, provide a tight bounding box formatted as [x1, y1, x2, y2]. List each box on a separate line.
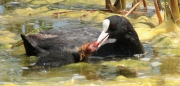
[75, 42, 97, 62]
[93, 15, 138, 48]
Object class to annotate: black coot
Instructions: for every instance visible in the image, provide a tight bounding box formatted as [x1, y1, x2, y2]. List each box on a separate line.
[21, 15, 144, 67]
[90, 15, 145, 57]
[21, 27, 100, 67]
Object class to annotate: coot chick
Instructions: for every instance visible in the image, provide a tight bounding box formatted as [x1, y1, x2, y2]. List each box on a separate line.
[88, 15, 145, 57]
[21, 27, 100, 67]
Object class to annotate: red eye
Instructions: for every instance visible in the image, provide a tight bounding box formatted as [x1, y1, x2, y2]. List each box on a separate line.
[111, 25, 115, 28]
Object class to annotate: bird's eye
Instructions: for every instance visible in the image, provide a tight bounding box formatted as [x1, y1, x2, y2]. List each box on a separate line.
[110, 25, 115, 28]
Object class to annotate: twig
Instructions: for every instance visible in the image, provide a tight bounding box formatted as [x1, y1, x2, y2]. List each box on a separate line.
[52, 10, 74, 14]
[154, 0, 163, 24]
[79, 10, 96, 20]
[124, 1, 142, 17]
[142, 0, 148, 11]
[105, 0, 112, 9]
[157, 0, 164, 10]
[165, 2, 175, 22]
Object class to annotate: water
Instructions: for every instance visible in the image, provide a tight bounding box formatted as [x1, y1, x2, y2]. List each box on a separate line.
[0, 0, 180, 85]
[0, 5, 4, 14]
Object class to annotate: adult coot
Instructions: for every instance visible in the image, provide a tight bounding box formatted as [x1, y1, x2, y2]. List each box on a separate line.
[88, 15, 145, 57]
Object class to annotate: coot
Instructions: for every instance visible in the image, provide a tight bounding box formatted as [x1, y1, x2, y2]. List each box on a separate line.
[21, 15, 144, 67]
[21, 27, 100, 66]
[89, 15, 145, 57]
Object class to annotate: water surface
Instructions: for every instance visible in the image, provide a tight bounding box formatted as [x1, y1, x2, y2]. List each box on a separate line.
[0, 0, 180, 86]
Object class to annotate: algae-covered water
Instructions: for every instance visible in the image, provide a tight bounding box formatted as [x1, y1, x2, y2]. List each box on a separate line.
[1, 0, 180, 86]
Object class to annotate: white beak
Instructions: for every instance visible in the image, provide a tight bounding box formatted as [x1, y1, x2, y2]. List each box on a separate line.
[95, 19, 110, 48]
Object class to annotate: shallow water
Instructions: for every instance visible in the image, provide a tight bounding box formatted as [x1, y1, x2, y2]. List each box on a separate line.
[0, 0, 180, 86]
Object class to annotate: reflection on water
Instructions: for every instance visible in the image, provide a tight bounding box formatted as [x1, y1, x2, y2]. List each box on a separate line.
[5, 43, 153, 82]
[34, 20, 40, 29]
[0, 5, 4, 14]
[0, 51, 22, 83]
[21, 24, 25, 34]
[52, 21, 69, 28]
[20, 20, 68, 34]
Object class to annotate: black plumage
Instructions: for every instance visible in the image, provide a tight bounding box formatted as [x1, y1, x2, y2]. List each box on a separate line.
[93, 15, 144, 57]
[21, 27, 100, 67]
[21, 15, 144, 67]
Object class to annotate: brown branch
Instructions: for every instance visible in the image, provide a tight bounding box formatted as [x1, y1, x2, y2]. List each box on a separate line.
[165, 2, 175, 22]
[52, 10, 74, 19]
[113, 0, 122, 10]
[154, 0, 163, 24]
[157, 0, 164, 10]
[108, 3, 121, 13]
[52, 10, 74, 14]
[170, 0, 180, 26]
[105, 0, 112, 9]
[79, 11, 96, 20]
[124, 1, 142, 17]
[142, 0, 148, 11]
[131, 11, 147, 14]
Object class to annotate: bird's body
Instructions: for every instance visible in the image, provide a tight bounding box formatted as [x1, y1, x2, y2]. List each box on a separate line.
[21, 15, 145, 67]
[21, 27, 100, 66]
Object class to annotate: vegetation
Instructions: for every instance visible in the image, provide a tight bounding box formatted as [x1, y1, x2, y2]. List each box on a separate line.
[165, 0, 180, 27]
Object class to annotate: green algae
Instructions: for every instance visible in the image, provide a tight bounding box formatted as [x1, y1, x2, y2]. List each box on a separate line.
[101, 59, 150, 70]
[0, 30, 16, 49]
[160, 57, 180, 74]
